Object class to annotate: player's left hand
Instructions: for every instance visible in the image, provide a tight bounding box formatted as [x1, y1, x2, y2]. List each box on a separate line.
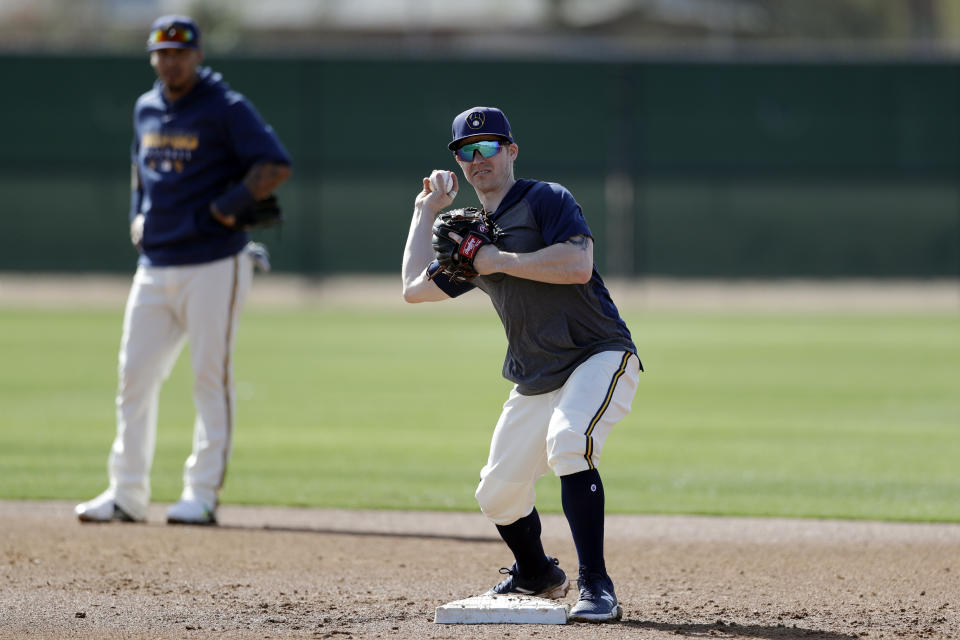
[210, 202, 237, 228]
[447, 230, 499, 275]
[211, 195, 284, 230]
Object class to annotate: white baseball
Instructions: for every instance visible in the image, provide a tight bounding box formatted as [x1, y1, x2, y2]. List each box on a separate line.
[430, 170, 455, 196]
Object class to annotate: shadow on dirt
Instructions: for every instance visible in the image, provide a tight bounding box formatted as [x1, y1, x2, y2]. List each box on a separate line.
[215, 522, 501, 544]
[624, 620, 859, 639]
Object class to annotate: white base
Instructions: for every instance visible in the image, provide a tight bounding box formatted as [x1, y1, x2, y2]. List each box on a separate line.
[435, 594, 568, 624]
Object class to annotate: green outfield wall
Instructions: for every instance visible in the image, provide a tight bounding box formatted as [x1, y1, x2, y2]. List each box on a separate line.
[2, 54, 958, 277]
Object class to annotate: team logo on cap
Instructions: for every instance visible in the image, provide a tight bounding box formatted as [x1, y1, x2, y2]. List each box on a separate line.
[466, 111, 485, 129]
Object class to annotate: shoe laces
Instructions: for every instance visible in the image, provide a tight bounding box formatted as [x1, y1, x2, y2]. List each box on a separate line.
[498, 556, 558, 578]
[577, 567, 609, 599]
[498, 564, 518, 578]
[497, 556, 559, 589]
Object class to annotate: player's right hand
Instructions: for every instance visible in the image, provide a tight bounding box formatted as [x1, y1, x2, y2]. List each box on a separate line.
[130, 214, 145, 249]
[415, 170, 458, 213]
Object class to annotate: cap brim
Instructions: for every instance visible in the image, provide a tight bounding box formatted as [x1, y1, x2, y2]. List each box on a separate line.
[147, 42, 199, 51]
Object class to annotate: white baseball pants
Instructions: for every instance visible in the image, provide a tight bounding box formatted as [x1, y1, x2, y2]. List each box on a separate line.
[475, 350, 641, 526]
[107, 251, 252, 520]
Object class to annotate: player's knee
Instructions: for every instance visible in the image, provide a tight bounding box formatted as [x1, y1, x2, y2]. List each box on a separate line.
[475, 476, 534, 526]
[546, 432, 593, 477]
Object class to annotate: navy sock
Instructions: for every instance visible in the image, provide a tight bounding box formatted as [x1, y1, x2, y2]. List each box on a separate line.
[495, 508, 550, 578]
[561, 468, 607, 575]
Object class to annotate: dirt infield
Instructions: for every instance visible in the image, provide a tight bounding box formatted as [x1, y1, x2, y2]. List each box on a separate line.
[2, 501, 957, 639]
[2, 277, 957, 638]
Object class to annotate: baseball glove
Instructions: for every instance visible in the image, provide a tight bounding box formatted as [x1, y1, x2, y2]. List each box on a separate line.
[429, 207, 500, 282]
[234, 194, 283, 229]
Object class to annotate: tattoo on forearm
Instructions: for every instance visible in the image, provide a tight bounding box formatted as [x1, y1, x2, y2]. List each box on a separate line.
[568, 235, 589, 251]
[244, 162, 291, 199]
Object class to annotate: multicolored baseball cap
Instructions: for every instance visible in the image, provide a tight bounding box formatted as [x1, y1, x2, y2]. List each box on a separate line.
[146, 15, 201, 51]
[448, 106, 514, 150]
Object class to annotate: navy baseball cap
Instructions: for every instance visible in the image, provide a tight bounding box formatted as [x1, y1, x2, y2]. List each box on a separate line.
[448, 106, 514, 150]
[146, 15, 201, 51]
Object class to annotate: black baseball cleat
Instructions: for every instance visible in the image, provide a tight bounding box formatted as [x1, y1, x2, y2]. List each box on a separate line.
[569, 567, 622, 622]
[484, 556, 569, 599]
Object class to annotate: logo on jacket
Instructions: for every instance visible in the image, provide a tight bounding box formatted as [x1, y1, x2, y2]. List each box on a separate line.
[142, 130, 198, 174]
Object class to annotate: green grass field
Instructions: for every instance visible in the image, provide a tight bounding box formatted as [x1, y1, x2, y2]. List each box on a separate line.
[0, 306, 957, 522]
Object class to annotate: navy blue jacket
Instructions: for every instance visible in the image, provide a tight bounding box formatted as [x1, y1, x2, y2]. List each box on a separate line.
[131, 66, 291, 266]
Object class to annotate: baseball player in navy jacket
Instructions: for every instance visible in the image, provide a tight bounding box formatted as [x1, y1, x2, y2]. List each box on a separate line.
[75, 15, 291, 526]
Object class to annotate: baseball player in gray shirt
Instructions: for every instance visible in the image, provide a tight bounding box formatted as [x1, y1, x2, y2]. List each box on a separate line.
[402, 106, 642, 622]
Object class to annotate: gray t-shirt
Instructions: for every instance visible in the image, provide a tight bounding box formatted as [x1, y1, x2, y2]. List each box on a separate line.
[433, 179, 638, 395]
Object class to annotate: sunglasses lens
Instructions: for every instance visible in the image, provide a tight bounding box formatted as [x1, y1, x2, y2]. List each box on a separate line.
[149, 26, 195, 45]
[478, 141, 502, 158]
[455, 141, 502, 161]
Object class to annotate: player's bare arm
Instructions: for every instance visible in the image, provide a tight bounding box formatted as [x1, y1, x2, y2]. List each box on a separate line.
[473, 234, 594, 284]
[402, 171, 459, 303]
[210, 161, 292, 227]
[243, 161, 292, 199]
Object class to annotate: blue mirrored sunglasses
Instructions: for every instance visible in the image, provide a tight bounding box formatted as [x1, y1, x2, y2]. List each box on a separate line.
[454, 140, 505, 162]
